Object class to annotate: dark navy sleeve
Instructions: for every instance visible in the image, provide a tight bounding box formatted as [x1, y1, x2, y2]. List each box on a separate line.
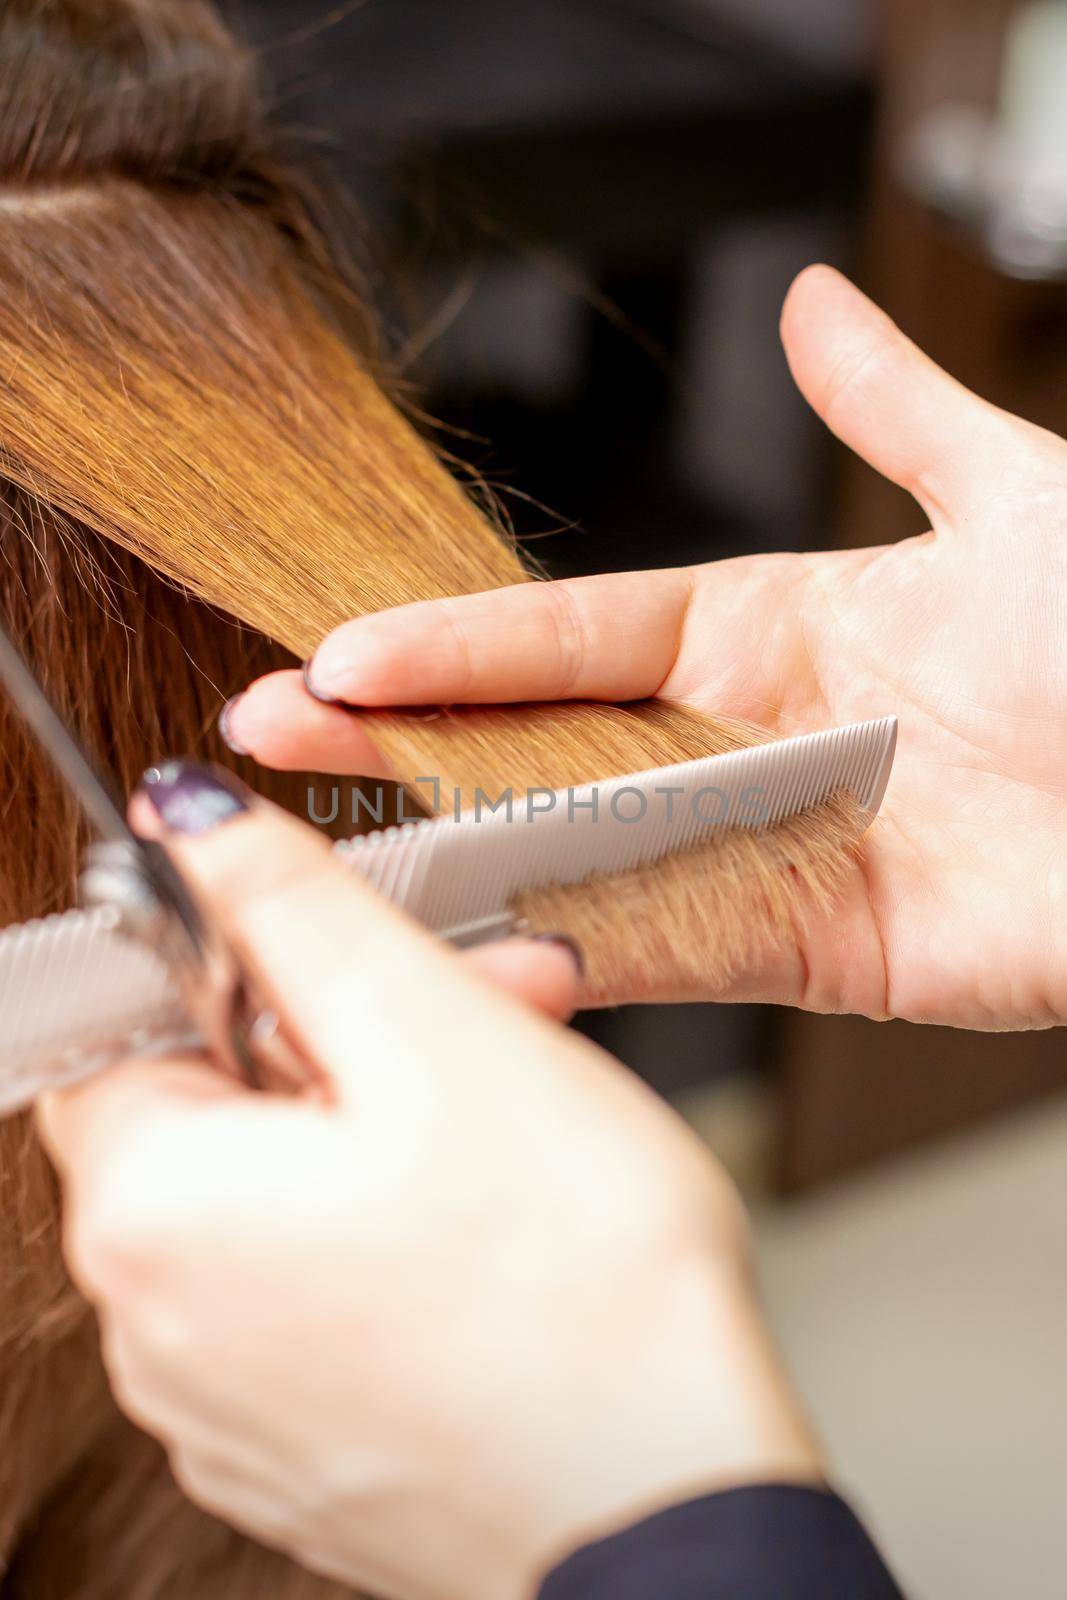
[537, 1484, 904, 1600]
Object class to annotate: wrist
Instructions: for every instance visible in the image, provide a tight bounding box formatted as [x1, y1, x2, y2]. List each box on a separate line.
[515, 1257, 823, 1599]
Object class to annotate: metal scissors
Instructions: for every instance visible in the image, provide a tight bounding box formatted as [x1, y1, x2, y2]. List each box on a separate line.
[0, 617, 283, 1091]
[0, 611, 899, 1109]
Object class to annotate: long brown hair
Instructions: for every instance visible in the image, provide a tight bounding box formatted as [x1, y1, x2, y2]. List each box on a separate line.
[0, 3, 861, 1593]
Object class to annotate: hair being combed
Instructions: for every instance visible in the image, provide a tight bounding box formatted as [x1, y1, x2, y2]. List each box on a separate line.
[0, 3, 863, 1594]
[0, 164, 864, 1001]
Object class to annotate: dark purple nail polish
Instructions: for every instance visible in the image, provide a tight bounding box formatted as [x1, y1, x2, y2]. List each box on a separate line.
[532, 932, 585, 979]
[302, 658, 346, 707]
[218, 695, 250, 756]
[139, 761, 251, 835]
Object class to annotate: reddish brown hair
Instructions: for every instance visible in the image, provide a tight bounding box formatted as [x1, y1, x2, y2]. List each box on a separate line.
[0, 3, 861, 1593]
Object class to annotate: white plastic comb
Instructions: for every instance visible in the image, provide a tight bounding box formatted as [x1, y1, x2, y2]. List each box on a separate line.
[0, 717, 896, 1114]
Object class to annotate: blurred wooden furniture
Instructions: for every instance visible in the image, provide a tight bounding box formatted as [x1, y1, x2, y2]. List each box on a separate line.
[779, 0, 1067, 1191]
[834, 0, 1067, 548]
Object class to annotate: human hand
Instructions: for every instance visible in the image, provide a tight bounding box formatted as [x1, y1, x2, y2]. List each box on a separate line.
[38, 768, 819, 1600]
[224, 267, 1067, 1031]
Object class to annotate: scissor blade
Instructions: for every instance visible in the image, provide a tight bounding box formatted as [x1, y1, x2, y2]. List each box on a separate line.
[0, 620, 133, 846]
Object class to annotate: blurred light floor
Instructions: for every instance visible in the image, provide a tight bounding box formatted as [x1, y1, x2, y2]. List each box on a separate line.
[681, 1079, 1067, 1600]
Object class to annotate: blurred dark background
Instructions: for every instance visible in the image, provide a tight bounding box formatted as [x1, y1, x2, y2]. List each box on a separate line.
[237, 0, 1067, 1193]
[243, 0, 873, 577]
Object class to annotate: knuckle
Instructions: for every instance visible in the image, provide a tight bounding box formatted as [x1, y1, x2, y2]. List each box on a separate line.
[169, 1446, 219, 1509]
[230, 848, 338, 934]
[234, 714, 303, 770]
[542, 582, 587, 697]
[433, 599, 475, 699]
[186, 812, 337, 934]
[820, 334, 893, 425]
[65, 1146, 179, 1299]
[66, 1194, 139, 1296]
[100, 1332, 155, 1424]
[179, 807, 336, 926]
[67, 1201, 160, 1300]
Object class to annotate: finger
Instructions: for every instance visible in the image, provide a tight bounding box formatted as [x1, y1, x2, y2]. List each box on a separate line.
[36, 1054, 268, 1307]
[38, 1057, 240, 1189]
[40, 1048, 335, 1308]
[168, 1446, 303, 1549]
[462, 936, 582, 1022]
[302, 569, 697, 707]
[781, 264, 1026, 522]
[221, 670, 394, 778]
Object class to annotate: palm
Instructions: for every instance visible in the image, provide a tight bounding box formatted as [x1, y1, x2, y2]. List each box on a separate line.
[667, 508, 1067, 1027]
[234, 267, 1067, 1033]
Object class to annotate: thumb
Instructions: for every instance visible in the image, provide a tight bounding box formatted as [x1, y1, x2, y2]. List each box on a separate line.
[40, 762, 582, 1188]
[37, 763, 585, 1291]
[127, 762, 574, 1103]
[780, 264, 1028, 525]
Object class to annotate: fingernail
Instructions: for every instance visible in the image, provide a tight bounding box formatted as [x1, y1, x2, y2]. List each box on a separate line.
[138, 761, 251, 835]
[302, 658, 346, 707]
[532, 932, 585, 979]
[218, 694, 250, 755]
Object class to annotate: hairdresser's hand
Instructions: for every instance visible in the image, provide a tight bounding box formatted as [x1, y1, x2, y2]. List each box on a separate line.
[38, 773, 818, 1600]
[228, 267, 1067, 1031]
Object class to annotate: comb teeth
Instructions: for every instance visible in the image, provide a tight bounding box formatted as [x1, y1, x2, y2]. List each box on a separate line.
[0, 906, 187, 1113]
[340, 717, 898, 934]
[0, 717, 897, 1116]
